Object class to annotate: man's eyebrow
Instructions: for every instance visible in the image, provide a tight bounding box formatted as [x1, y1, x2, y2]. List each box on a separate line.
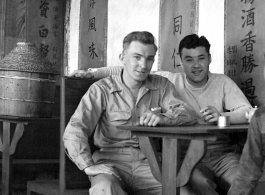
[148, 55, 155, 58]
[184, 54, 206, 59]
[184, 55, 192, 59]
[132, 52, 142, 56]
[133, 52, 155, 58]
[198, 54, 206, 57]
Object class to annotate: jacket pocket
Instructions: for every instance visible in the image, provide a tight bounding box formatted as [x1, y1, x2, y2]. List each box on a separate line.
[108, 110, 131, 125]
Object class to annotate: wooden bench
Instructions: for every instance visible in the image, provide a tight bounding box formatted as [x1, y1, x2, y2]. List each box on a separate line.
[27, 180, 90, 195]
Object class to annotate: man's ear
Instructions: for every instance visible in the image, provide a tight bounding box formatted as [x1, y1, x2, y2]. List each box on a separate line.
[119, 53, 125, 64]
[209, 54, 212, 64]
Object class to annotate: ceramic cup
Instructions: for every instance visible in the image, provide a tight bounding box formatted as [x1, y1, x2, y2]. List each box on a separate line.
[218, 116, 230, 127]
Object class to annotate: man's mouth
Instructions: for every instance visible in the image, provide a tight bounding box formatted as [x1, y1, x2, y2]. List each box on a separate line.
[192, 70, 202, 75]
[136, 70, 146, 74]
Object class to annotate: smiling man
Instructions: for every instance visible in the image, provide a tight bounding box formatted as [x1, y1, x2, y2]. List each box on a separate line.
[70, 34, 253, 194]
[64, 31, 197, 195]
[180, 43, 210, 87]
[156, 34, 253, 194]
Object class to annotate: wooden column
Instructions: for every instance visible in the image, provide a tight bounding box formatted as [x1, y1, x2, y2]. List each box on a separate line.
[0, 0, 6, 60]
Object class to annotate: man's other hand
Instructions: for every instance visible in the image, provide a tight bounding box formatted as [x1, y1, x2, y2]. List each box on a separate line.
[69, 69, 94, 78]
[139, 110, 165, 126]
[84, 164, 121, 180]
[200, 106, 220, 123]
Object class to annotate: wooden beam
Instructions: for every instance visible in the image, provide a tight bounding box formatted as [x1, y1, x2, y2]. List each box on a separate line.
[0, 0, 6, 60]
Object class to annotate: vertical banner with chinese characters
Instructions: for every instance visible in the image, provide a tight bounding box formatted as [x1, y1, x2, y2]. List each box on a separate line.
[225, 0, 265, 106]
[159, 0, 198, 72]
[26, 0, 63, 74]
[79, 0, 107, 70]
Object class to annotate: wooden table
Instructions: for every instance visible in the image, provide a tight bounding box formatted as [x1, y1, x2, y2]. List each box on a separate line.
[0, 115, 59, 195]
[117, 124, 249, 195]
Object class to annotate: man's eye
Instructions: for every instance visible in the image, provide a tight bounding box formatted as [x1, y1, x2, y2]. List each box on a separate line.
[135, 56, 141, 60]
[148, 58, 154, 62]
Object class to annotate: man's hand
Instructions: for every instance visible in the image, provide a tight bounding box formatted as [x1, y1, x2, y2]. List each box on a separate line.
[245, 106, 258, 123]
[69, 69, 94, 78]
[200, 106, 220, 123]
[139, 110, 165, 126]
[84, 164, 121, 180]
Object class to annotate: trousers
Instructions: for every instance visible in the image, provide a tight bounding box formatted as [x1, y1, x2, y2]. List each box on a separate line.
[89, 147, 161, 195]
[89, 146, 226, 195]
[202, 148, 240, 191]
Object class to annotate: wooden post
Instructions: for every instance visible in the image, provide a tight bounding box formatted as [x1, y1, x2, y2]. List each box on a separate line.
[162, 138, 180, 195]
[0, 0, 6, 60]
[60, 76, 66, 195]
[2, 121, 10, 195]
[60, 0, 66, 193]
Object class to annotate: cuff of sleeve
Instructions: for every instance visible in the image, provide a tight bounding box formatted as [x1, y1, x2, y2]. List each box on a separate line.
[76, 157, 94, 170]
[87, 68, 97, 79]
[65, 148, 94, 170]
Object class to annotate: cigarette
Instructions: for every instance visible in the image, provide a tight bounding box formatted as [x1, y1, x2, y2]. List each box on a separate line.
[151, 107, 162, 112]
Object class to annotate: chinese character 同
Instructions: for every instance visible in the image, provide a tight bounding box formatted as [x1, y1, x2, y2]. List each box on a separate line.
[173, 15, 182, 35]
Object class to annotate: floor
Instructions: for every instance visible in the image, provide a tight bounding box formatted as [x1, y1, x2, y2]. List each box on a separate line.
[0, 169, 264, 195]
[0, 189, 27, 195]
[1, 182, 265, 195]
[0, 165, 58, 195]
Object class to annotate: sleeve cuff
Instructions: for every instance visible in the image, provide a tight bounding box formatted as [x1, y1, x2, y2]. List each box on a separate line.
[87, 68, 97, 79]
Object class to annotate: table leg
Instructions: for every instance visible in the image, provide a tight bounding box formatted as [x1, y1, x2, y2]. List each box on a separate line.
[2, 121, 11, 195]
[1, 122, 25, 195]
[162, 138, 180, 195]
[177, 140, 207, 187]
[138, 136, 162, 182]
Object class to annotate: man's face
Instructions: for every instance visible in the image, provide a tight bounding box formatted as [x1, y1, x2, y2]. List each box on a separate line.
[121, 41, 156, 86]
[180, 46, 211, 87]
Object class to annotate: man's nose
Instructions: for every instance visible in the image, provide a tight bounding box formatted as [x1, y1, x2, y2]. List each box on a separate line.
[193, 60, 200, 68]
[139, 59, 147, 68]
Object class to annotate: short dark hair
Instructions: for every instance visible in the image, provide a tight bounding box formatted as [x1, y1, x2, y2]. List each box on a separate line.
[178, 34, 211, 57]
[122, 31, 158, 53]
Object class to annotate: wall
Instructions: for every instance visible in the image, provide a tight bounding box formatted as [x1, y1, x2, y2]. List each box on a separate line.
[0, 0, 63, 168]
[198, 0, 224, 74]
[225, 0, 265, 106]
[68, 0, 80, 74]
[67, 0, 225, 75]
[159, 0, 198, 72]
[107, 0, 159, 70]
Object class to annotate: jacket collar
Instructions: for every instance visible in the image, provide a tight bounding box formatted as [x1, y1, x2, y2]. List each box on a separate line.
[110, 69, 158, 94]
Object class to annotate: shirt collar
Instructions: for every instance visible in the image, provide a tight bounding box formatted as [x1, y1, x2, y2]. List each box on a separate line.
[110, 69, 159, 94]
[185, 71, 212, 90]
